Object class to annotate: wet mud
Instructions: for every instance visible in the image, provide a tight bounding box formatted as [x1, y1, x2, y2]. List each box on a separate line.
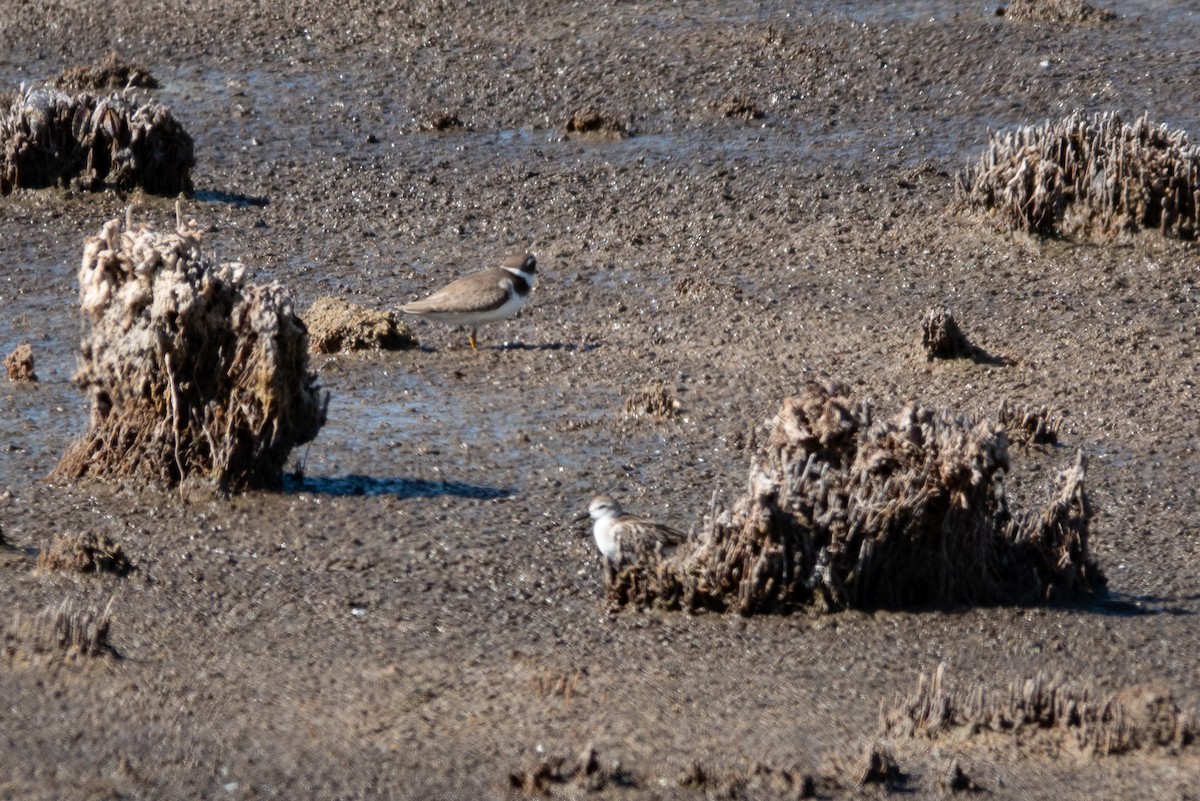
[2, 1, 1200, 799]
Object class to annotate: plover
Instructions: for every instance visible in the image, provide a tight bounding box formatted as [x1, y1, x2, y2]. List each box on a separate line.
[400, 253, 537, 350]
[582, 495, 687, 573]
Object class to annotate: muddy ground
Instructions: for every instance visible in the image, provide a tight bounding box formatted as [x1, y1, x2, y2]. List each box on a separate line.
[2, 1, 1200, 798]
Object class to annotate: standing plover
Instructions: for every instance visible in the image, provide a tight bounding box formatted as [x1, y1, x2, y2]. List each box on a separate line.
[400, 253, 537, 350]
[582, 495, 687, 573]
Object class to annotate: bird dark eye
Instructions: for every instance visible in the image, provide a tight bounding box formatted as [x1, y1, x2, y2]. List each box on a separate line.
[523, 255, 537, 273]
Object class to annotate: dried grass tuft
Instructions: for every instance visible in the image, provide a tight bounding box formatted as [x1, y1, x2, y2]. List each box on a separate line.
[38, 532, 132, 576]
[4, 599, 115, 659]
[5, 342, 36, 381]
[0, 85, 193, 195]
[881, 664, 1198, 756]
[960, 112, 1200, 240]
[54, 208, 327, 491]
[609, 382, 1104, 613]
[304, 296, 417, 353]
[564, 107, 630, 139]
[623, 384, 680, 420]
[53, 51, 159, 91]
[999, 0, 1116, 24]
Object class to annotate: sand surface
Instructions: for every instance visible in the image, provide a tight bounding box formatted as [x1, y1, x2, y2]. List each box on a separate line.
[2, 1, 1199, 798]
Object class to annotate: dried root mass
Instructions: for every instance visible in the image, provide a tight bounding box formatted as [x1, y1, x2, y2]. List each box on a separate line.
[5, 342, 36, 381]
[55, 210, 327, 491]
[609, 382, 1104, 613]
[960, 112, 1200, 240]
[38, 531, 132, 576]
[881, 664, 1198, 757]
[304, 296, 417, 353]
[0, 85, 193, 195]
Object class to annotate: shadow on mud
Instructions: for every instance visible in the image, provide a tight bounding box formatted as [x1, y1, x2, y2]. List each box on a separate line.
[192, 188, 269, 207]
[283, 474, 512, 500]
[1077, 591, 1200, 618]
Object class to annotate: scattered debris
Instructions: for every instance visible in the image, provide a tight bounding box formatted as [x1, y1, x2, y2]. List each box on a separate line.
[920, 306, 976, 360]
[960, 112, 1199, 239]
[508, 745, 636, 795]
[717, 94, 765, 120]
[998, 399, 1063, 445]
[0, 85, 194, 195]
[52, 51, 159, 91]
[564, 106, 630, 139]
[853, 743, 904, 789]
[37, 531, 133, 576]
[673, 275, 744, 304]
[881, 663, 1198, 756]
[304, 296, 418, 353]
[675, 761, 816, 798]
[5, 342, 36, 381]
[421, 111, 466, 132]
[3, 599, 115, 659]
[997, 0, 1116, 24]
[55, 207, 327, 491]
[608, 382, 1104, 613]
[623, 384, 680, 420]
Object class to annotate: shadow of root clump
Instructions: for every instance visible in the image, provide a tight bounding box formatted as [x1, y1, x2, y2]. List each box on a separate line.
[54, 207, 327, 491]
[610, 381, 1104, 614]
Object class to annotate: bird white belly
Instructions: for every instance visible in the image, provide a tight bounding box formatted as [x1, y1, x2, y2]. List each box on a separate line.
[412, 293, 527, 325]
[593, 520, 619, 561]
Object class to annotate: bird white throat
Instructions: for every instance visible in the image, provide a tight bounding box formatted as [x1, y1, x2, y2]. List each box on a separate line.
[400, 253, 536, 350]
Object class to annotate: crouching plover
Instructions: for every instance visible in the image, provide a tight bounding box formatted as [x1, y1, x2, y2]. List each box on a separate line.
[581, 495, 687, 574]
[400, 253, 537, 350]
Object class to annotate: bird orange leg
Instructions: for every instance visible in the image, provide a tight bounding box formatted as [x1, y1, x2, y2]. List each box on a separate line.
[469, 328, 478, 351]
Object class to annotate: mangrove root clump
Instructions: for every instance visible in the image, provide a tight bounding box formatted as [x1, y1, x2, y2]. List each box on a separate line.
[960, 112, 1200, 240]
[304, 296, 417, 353]
[3, 600, 115, 659]
[0, 85, 194, 195]
[5, 342, 36, 381]
[998, 399, 1063, 445]
[53, 51, 159, 91]
[38, 531, 132, 576]
[920, 307, 976, 360]
[881, 664, 1198, 757]
[54, 209, 327, 491]
[609, 382, 1104, 613]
